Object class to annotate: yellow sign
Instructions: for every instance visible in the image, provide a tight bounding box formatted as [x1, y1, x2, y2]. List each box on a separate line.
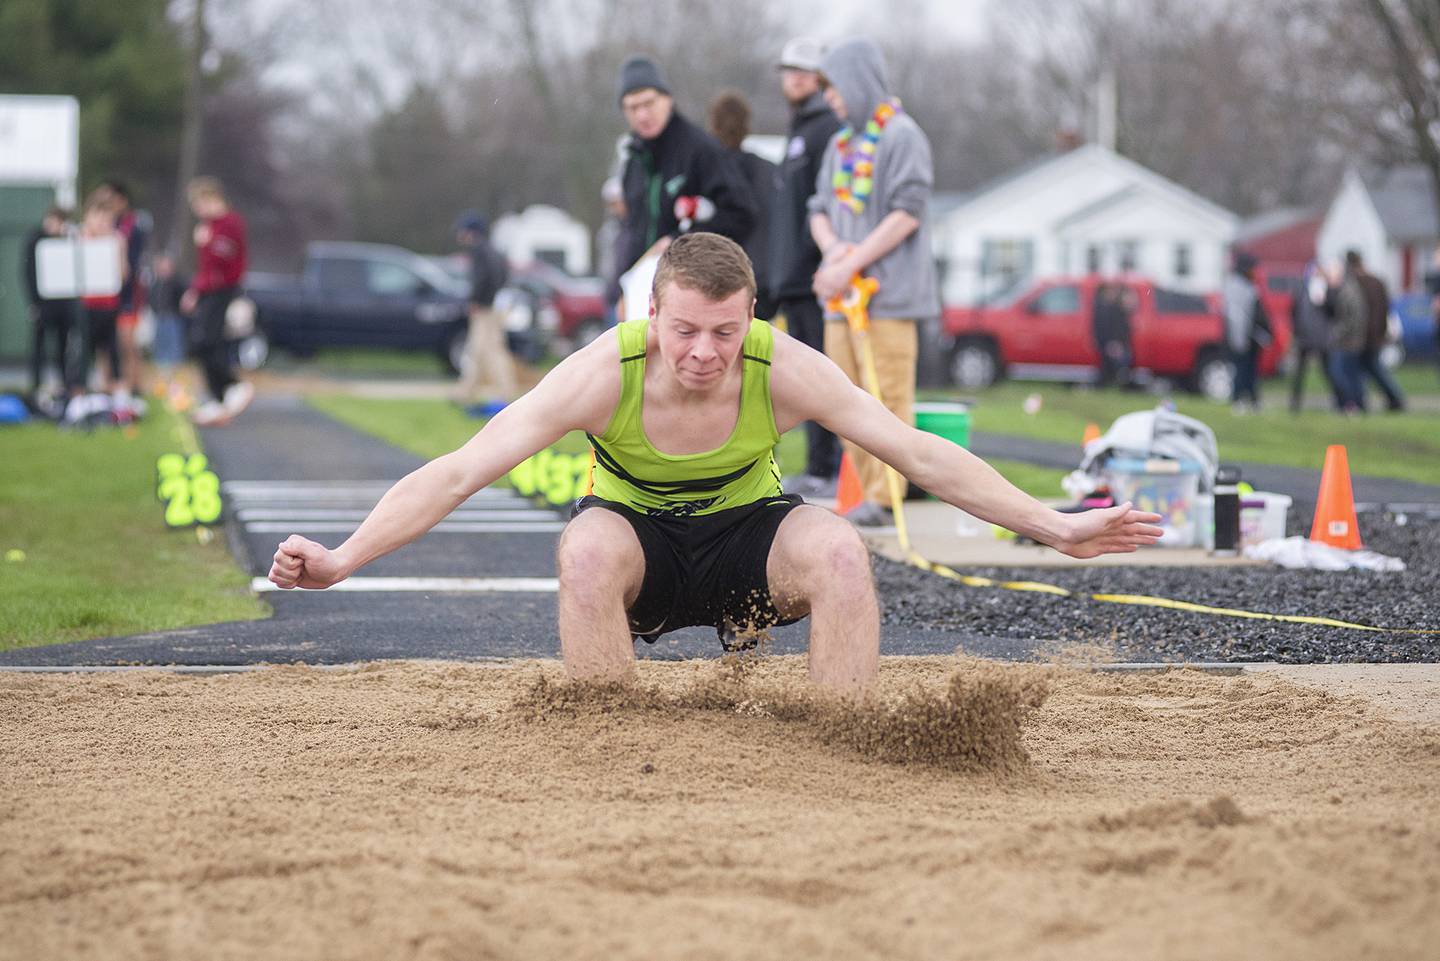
[509, 449, 592, 507]
[155, 453, 223, 527]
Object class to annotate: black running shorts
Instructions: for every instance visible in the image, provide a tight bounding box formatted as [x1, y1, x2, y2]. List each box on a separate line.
[570, 493, 808, 644]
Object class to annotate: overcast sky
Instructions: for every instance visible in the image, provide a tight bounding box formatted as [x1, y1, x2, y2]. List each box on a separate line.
[242, 0, 994, 108]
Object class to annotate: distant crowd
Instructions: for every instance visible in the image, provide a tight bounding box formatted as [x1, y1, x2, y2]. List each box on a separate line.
[22, 176, 253, 427]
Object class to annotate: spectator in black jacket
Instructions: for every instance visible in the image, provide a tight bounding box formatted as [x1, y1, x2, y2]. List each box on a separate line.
[770, 37, 842, 494]
[22, 206, 76, 401]
[707, 89, 777, 320]
[614, 56, 757, 290]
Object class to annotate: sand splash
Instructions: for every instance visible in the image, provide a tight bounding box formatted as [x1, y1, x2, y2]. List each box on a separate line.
[513, 655, 1051, 771]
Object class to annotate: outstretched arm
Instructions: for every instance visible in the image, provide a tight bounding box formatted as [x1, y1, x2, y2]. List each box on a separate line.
[770, 333, 1163, 558]
[269, 334, 620, 589]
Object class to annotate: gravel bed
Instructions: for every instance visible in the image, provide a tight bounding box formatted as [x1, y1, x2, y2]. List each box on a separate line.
[873, 503, 1440, 663]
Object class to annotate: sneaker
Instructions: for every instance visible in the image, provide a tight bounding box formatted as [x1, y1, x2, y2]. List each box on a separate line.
[784, 473, 837, 498]
[192, 401, 227, 427]
[222, 381, 255, 420]
[844, 501, 892, 528]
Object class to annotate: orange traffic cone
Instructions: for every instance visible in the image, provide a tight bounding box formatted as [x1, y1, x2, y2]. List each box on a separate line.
[1082, 421, 1102, 448]
[835, 451, 864, 516]
[1310, 444, 1363, 550]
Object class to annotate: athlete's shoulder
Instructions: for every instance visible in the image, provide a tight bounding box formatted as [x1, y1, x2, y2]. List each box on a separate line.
[528, 327, 623, 434]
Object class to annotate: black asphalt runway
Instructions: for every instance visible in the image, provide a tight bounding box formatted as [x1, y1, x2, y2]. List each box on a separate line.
[6, 395, 1437, 668]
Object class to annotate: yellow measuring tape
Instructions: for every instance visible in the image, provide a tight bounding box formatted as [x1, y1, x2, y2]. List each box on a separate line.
[828, 275, 1437, 637]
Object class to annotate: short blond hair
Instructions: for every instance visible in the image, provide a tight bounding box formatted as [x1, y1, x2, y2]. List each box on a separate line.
[651, 232, 756, 312]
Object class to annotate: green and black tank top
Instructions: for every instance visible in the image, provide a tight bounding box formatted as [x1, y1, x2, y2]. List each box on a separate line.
[588, 317, 782, 516]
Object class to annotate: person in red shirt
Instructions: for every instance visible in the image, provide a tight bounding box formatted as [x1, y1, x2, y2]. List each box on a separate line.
[181, 176, 253, 426]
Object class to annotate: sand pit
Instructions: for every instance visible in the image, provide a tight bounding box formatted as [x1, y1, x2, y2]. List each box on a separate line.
[3, 657, 1438, 960]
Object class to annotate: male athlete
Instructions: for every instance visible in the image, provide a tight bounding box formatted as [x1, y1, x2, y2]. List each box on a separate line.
[270, 234, 1162, 692]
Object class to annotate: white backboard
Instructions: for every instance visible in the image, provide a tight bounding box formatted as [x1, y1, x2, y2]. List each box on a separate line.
[35, 237, 123, 299]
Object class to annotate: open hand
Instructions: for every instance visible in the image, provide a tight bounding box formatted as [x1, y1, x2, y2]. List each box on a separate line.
[269, 535, 348, 590]
[1053, 502, 1165, 559]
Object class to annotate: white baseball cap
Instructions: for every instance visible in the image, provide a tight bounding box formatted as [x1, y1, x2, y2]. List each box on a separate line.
[777, 37, 825, 73]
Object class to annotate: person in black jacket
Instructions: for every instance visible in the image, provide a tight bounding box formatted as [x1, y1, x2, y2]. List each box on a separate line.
[707, 89, 777, 320]
[22, 206, 78, 402]
[614, 56, 757, 288]
[769, 37, 843, 494]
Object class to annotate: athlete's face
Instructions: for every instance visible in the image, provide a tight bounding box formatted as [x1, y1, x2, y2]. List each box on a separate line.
[652, 282, 754, 392]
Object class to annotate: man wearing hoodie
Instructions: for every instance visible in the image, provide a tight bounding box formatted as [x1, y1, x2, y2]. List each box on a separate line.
[771, 37, 844, 497]
[808, 39, 940, 526]
[614, 56, 757, 285]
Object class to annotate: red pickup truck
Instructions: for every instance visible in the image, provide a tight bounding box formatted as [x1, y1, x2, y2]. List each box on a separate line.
[942, 276, 1291, 400]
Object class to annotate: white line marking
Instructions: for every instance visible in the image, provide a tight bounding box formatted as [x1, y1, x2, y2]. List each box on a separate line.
[222, 482, 515, 499]
[244, 521, 564, 534]
[252, 576, 559, 593]
[227, 497, 536, 511]
[236, 508, 558, 522]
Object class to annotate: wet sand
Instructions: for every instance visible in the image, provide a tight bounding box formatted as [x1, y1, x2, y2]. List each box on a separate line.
[2, 656, 1437, 961]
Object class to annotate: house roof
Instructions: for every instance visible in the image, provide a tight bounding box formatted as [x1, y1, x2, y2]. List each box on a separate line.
[939, 143, 1237, 231]
[1235, 206, 1319, 243]
[1365, 165, 1439, 242]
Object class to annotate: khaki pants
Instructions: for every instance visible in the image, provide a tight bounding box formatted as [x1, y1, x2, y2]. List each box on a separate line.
[824, 317, 917, 506]
[457, 306, 517, 403]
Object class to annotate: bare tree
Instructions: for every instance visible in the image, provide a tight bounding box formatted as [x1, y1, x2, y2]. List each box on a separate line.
[1361, 0, 1440, 226]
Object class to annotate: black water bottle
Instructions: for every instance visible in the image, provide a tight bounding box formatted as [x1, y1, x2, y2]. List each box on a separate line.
[1213, 465, 1241, 556]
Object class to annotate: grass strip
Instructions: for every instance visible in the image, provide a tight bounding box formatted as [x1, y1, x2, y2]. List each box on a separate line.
[918, 370, 1440, 486]
[0, 408, 268, 652]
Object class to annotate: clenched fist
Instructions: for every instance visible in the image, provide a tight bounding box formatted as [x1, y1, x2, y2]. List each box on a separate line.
[269, 535, 349, 590]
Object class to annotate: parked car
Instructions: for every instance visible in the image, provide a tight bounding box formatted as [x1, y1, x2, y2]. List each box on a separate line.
[245, 242, 471, 372]
[508, 260, 610, 353]
[941, 275, 1291, 401]
[1390, 292, 1438, 363]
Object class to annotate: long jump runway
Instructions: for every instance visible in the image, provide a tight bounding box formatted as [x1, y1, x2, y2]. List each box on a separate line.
[0, 395, 1039, 667]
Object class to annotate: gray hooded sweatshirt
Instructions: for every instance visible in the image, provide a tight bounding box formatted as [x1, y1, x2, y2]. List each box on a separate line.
[808, 39, 940, 321]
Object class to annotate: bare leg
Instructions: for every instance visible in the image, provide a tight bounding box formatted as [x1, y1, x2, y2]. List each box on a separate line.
[765, 505, 879, 693]
[117, 323, 141, 394]
[555, 508, 645, 683]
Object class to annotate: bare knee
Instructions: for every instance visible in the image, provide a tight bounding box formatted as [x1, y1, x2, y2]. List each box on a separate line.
[809, 522, 872, 596]
[770, 509, 873, 609]
[556, 509, 643, 599]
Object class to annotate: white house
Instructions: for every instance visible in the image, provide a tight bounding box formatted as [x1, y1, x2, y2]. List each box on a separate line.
[1317, 166, 1438, 293]
[493, 204, 593, 275]
[932, 144, 1238, 306]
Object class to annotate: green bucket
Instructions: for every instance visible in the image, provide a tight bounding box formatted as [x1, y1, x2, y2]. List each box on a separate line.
[913, 401, 970, 449]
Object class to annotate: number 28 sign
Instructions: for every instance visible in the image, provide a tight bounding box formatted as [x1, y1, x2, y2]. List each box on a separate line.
[155, 453, 223, 527]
